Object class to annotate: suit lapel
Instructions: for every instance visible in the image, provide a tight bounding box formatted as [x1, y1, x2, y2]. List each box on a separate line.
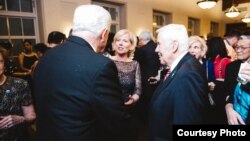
[150, 53, 192, 104]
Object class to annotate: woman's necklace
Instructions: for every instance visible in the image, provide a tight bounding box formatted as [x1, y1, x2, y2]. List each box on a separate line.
[0, 75, 6, 86]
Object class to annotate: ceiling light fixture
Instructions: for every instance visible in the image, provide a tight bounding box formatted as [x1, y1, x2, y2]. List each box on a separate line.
[197, 0, 217, 9]
[225, 5, 240, 18]
[242, 1, 250, 23]
[225, 0, 241, 18]
[242, 13, 250, 23]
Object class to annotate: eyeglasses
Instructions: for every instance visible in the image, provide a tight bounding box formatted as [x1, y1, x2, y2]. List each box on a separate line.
[235, 46, 250, 51]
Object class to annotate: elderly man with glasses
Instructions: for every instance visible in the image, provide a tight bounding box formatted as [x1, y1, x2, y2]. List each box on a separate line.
[225, 35, 250, 125]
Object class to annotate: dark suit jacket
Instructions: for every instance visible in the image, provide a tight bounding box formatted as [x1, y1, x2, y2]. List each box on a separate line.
[134, 40, 160, 79]
[224, 60, 250, 124]
[34, 36, 132, 141]
[225, 60, 242, 103]
[134, 40, 160, 121]
[148, 53, 208, 141]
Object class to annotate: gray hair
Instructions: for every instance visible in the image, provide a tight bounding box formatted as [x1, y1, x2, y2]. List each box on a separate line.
[240, 35, 250, 40]
[72, 5, 111, 38]
[156, 24, 188, 52]
[139, 31, 154, 41]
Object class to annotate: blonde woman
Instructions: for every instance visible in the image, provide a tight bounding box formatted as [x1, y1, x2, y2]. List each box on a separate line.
[188, 35, 215, 91]
[110, 29, 141, 105]
[188, 35, 216, 123]
[110, 29, 141, 141]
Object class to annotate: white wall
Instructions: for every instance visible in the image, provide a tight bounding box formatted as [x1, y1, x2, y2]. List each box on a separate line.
[40, 0, 227, 42]
[40, 0, 91, 41]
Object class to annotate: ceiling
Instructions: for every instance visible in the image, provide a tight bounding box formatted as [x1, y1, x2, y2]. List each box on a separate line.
[149, 0, 250, 23]
[223, 0, 249, 10]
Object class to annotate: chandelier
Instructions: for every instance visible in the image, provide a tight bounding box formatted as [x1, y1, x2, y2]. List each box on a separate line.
[242, 1, 250, 23]
[242, 13, 250, 23]
[197, 0, 217, 9]
[225, 5, 240, 18]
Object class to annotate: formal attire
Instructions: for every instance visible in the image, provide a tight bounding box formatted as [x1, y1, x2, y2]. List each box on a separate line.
[113, 60, 141, 101]
[148, 53, 208, 141]
[0, 76, 33, 141]
[134, 40, 160, 123]
[34, 36, 132, 141]
[213, 56, 231, 124]
[113, 60, 141, 141]
[201, 59, 215, 82]
[225, 60, 250, 124]
[22, 54, 38, 70]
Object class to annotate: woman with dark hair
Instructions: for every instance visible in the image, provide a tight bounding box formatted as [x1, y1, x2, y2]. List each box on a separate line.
[206, 36, 231, 124]
[17, 39, 38, 86]
[18, 40, 38, 73]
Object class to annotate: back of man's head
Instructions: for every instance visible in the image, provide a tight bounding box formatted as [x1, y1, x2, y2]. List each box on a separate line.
[138, 31, 154, 46]
[47, 31, 66, 44]
[157, 24, 188, 52]
[72, 4, 111, 38]
[139, 31, 153, 41]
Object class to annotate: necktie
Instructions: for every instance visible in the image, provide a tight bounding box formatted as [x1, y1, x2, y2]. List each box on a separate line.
[164, 67, 171, 81]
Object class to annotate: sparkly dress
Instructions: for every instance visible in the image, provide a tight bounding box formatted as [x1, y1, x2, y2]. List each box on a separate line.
[113, 60, 141, 141]
[113, 60, 141, 102]
[0, 76, 33, 141]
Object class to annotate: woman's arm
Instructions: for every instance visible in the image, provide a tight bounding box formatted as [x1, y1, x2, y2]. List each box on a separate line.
[124, 62, 141, 105]
[0, 104, 36, 129]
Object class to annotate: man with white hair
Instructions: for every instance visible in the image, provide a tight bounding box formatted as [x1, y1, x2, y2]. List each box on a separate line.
[34, 5, 132, 141]
[148, 24, 208, 141]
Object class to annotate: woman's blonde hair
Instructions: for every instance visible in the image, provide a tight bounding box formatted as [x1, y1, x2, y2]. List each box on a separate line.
[188, 35, 207, 57]
[113, 29, 137, 59]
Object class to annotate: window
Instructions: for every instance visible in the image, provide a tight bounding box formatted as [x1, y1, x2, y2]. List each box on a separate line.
[153, 10, 172, 38]
[210, 22, 219, 36]
[188, 17, 200, 36]
[0, 0, 39, 56]
[92, 0, 122, 34]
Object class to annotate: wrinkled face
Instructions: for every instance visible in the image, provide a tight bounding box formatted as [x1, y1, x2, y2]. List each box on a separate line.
[155, 34, 172, 66]
[0, 53, 4, 76]
[188, 41, 204, 60]
[113, 33, 132, 56]
[235, 39, 250, 62]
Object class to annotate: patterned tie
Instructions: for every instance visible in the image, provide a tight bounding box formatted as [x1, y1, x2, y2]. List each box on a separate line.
[164, 67, 171, 81]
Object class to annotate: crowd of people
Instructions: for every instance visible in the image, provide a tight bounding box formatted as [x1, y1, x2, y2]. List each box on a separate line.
[1, 4, 250, 141]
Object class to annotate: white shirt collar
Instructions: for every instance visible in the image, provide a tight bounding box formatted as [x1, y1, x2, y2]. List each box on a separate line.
[170, 51, 188, 71]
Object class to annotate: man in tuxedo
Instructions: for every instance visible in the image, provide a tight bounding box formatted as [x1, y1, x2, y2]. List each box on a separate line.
[225, 35, 250, 125]
[34, 5, 132, 141]
[134, 31, 160, 123]
[148, 24, 208, 141]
